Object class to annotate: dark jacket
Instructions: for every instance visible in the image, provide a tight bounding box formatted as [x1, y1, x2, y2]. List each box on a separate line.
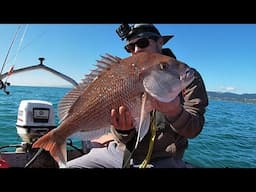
[111, 48, 209, 164]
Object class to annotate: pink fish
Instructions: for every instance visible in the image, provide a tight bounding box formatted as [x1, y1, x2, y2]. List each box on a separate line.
[32, 52, 194, 167]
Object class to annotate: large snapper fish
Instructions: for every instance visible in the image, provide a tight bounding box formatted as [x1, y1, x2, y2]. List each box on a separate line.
[32, 52, 194, 167]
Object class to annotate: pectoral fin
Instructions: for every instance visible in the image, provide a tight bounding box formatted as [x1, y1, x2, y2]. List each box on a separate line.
[134, 93, 151, 149]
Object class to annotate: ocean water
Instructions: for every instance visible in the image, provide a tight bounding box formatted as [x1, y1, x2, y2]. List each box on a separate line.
[0, 86, 255, 168]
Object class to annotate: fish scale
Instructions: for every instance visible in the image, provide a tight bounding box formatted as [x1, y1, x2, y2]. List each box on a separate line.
[81, 82, 141, 131]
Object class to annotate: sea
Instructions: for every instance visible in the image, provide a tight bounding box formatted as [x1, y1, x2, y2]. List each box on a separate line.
[0, 85, 255, 168]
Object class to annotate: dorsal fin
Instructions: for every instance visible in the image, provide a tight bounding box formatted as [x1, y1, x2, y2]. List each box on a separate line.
[58, 53, 121, 122]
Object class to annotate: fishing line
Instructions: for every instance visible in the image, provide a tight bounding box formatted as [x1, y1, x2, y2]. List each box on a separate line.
[122, 110, 156, 168]
[18, 29, 47, 54]
[5, 25, 47, 67]
[0, 25, 22, 76]
[139, 110, 156, 168]
[24, 148, 44, 168]
[4, 25, 29, 83]
[11, 25, 29, 68]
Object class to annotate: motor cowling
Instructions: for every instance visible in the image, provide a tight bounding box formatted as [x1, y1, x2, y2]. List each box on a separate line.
[16, 100, 56, 144]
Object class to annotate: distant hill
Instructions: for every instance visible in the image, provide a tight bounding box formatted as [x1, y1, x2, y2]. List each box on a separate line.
[207, 91, 256, 103]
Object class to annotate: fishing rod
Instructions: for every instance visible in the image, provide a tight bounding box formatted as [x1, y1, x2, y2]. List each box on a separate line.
[0, 25, 78, 94]
[0, 25, 22, 76]
[0, 25, 28, 95]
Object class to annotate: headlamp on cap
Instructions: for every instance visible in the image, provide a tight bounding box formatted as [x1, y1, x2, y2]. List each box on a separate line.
[116, 23, 174, 46]
[116, 23, 132, 40]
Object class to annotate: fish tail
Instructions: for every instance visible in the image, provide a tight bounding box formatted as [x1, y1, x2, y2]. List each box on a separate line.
[32, 130, 67, 168]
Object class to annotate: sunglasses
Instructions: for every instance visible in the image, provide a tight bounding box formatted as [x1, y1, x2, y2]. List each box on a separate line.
[125, 37, 158, 53]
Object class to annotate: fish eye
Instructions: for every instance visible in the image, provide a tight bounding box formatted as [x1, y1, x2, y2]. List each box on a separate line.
[159, 63, 169, 70]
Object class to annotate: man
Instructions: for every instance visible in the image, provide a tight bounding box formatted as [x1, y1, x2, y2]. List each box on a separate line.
[67, 24, 208, 168]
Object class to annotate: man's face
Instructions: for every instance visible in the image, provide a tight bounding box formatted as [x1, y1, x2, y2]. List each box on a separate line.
[125, 36, 163, 55]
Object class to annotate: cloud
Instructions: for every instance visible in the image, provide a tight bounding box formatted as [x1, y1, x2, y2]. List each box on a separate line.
[219, 86, 236, 92]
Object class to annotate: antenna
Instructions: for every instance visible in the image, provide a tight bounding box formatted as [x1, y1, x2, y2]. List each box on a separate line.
[38, 57, 45, 65]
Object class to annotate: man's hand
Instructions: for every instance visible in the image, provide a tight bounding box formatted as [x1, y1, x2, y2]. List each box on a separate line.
[111, 106, 134, 131]
[110, 96, 182, 131]
[150, 95, 183, 120]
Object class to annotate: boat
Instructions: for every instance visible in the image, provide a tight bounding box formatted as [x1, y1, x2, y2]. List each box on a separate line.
[0, 25, 198, 169]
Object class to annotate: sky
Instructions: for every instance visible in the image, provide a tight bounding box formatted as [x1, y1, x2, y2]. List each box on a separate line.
[0, 24, 255, 94]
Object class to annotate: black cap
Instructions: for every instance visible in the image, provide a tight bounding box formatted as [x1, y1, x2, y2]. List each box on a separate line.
[126, 24, 173, 45]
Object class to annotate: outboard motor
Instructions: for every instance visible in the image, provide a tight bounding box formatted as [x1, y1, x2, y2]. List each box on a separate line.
[16, 100, 56, 150]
